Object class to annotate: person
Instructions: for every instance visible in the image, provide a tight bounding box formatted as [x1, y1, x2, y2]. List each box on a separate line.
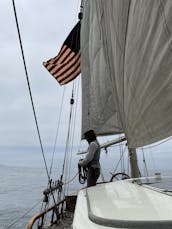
[78, 130, 100, 187]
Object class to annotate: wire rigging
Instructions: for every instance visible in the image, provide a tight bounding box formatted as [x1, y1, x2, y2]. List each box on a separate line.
[141, 148, 149, 177]
[63, 89, 77, 195]
[66, 79, 81, 193]
[12, 0, 51, 182]
[113, 144, 127, 174]
[12, 1, 60, 221]
[49, 86, 66, 176]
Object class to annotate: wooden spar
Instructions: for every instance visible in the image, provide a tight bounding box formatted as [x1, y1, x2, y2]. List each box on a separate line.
[77, 136, 126, 155]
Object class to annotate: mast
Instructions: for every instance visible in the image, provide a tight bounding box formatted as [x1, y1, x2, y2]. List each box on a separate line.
[128, 147, 140, 178]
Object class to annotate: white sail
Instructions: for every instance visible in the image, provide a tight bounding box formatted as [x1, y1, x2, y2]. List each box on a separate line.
[81, 0, 123, 137]
[81, 0, 172, 147]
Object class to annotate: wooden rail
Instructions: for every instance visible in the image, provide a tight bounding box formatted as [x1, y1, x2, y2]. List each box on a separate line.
[27, 199, 65, 229]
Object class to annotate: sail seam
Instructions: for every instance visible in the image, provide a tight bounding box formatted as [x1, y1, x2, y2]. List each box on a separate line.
[122, 0, 131, 142]
[159, 0, 172, 52]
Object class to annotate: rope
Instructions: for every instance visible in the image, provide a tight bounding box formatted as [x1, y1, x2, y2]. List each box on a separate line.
[59, 88, 76, 198]
[4, 199, 42, 229]
[49, 87, 66, 176]
[113, 145, 127, 174]
[66, 79, 81, 193]
[12, 1, 60, 221]
[141, 148, 149, 177]
[64, 172, 79, 185]
[100, 165, 105, 182]
[12, 0, 51, 182]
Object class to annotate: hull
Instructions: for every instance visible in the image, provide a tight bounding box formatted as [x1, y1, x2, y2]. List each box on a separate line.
[73, 178, 172, 228]
[28, 177, 172, 228]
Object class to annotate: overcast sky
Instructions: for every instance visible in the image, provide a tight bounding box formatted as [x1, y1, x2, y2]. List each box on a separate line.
[0, 0, 84, 167]
[1, 1, 172, 174]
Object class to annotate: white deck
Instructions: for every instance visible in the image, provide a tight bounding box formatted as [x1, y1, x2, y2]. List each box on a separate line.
[73, 179, 172, 228]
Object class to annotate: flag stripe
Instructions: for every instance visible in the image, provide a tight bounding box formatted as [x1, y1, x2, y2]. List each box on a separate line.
[59, 65, 81, 85]
[46, 45, 67, 65]
[47, 48, 74, 73]
[53, 45, 67, 63]
[43, 51, 75, 77]
[57, 58, 80, 83]
[53, 46, 72, 65]
[45, 46, 75, 73]
[43, 21, 81, 85]
[53, 52, 80, 77]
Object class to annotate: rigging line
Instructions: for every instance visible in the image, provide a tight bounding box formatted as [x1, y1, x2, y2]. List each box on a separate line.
[66, 118, 75, 193]
[113, 145, 127, 174]
[49, 86, 66, 176]
[12, 0, 50, 181]
[100, 165, 105, 183]
[12, 2, 60, 218]
[61, 8, 81, 182]
[66, 80, 80, 193]
[5, 199, 42, 229]
[57, 2, 79, 184]
[64, 172, 79, 185]
[12, 2, 60, 220]
[141, 148, 149, 177]
[127, 150, 130, 175]
[61, 89, 75, 178]
[120, 141, 125, 172]
[38, 201, 50, 227]
[119, 141, 123, 172]
[64, 100, 76, 193]
[63, 85, 78, 195]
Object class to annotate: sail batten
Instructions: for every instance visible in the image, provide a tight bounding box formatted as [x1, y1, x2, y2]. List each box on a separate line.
[81, 0, 172, 147]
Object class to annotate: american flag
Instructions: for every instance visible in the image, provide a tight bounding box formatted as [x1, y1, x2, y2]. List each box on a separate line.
[43, 21, 81, 85]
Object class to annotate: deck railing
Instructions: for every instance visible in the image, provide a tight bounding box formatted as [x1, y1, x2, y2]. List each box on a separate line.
[27, 195, 77, 229]
[27, 199, 65, 229]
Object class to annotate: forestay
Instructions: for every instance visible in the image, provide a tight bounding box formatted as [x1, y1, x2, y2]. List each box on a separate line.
[81, 0, 172, 148]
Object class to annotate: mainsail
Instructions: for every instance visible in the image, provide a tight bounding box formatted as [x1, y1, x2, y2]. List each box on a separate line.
[81, 0, 123, 137]
[81, 0, 172, 148]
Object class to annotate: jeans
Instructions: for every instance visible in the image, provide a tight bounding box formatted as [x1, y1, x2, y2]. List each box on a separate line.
[87, 167, 100, 187]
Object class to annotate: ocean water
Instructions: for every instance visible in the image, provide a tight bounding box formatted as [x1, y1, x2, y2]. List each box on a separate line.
[0, 165, 82, 229]
[1, 163, 172, 229]
[0, 166, 48, 229]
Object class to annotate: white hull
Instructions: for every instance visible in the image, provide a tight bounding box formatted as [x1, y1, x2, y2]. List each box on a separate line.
[73, 178, 172, 228]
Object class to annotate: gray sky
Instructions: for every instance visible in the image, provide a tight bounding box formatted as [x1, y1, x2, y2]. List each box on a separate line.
[0, 0, 83, 167]
[1, 0, 172, 173]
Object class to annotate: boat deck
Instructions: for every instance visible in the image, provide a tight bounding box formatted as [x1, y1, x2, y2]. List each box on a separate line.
[46, 212, 73, 229]
[73, 178, 172, 228]
[28, 177, 172, 229]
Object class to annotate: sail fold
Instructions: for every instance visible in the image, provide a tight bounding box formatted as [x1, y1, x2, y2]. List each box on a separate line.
[81, 0, 172, 147]
[81, 0, 123, 137]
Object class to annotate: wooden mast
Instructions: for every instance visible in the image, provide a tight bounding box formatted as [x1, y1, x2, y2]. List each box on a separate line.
[128, 148, 140, 178]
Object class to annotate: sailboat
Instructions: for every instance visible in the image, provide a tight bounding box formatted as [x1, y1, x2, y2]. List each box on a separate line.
[26, 0, 172, 228]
